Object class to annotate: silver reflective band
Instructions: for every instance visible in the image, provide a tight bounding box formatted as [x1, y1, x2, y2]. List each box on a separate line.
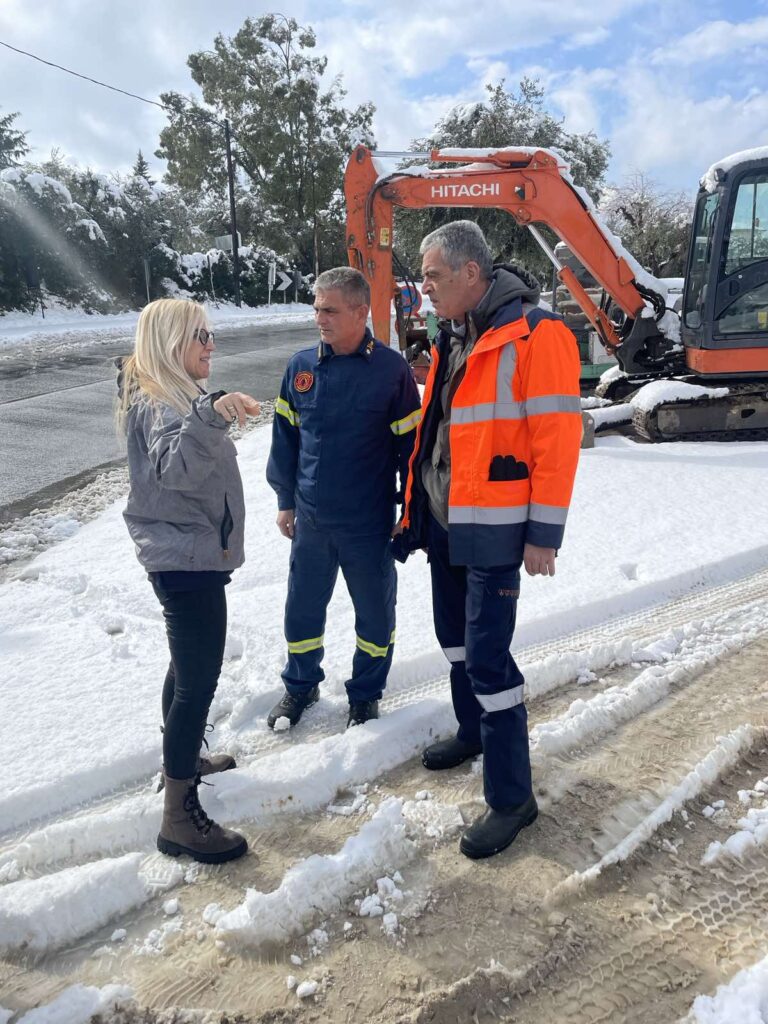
[525, 394, 582, 416]
[442, 645, 466, 663]
[529, 502, 568, 525]
[449, 505, 529, 526]
[452, 401, 526, 425]
[475, 685, 525, 712]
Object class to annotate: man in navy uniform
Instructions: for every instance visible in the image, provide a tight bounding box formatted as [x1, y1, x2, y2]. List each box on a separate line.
[267, 267, 421, 729]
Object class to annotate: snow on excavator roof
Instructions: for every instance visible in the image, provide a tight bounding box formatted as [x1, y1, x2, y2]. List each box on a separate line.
[701, 146, 768, 193]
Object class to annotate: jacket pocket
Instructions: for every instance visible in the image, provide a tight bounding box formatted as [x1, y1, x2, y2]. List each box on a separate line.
[489, 455, 529, 481]
[220, 495, 234, 555]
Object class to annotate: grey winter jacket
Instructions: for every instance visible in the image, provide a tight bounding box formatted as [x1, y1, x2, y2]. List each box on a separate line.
[123, 393, 245, 572]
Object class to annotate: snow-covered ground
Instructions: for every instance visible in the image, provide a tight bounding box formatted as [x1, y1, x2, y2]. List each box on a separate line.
[0, 298, 315, 351]
[3, 427, 768, 1020]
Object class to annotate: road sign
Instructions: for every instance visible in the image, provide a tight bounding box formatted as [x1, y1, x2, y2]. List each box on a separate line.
[215, 232, 242, 252]
[275, 270, 293, 292]
[398, 283, 422, 316]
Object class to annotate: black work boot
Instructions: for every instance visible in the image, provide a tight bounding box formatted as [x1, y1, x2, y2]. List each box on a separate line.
[422, 735, 483, 770]
[157, 776, 248, 864]
[347, 699, 379, 728]
[267, 686, 319, 729]
[459, 795, 538, 860]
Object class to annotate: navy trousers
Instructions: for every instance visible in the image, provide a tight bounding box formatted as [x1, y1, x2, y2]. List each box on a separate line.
[283, 514, 396, 702]
[427, 514, 533, 810]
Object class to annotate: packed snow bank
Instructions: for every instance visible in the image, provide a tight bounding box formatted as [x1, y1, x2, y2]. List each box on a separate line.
[2, 428, 768, 834]
[0, 853, 181, 952]
[684, 954, 768, 1022]
[0, 299, 315, 350]
[13, 983, 133, 1024]
[215, 797, 413, 948]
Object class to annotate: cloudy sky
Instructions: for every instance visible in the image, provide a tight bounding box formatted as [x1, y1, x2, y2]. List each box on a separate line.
[1, 0, 766, 195]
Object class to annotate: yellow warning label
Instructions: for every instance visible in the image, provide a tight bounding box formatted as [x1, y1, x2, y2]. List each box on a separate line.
[758, 310, 768, 329]
[379, 228, 391, 248]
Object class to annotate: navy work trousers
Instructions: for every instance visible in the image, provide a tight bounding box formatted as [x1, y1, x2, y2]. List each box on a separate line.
[427, 514, 532, 810]
[283, 514, 396, 702]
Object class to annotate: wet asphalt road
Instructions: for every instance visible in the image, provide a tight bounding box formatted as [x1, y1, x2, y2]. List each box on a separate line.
[0, 322, 317, 519]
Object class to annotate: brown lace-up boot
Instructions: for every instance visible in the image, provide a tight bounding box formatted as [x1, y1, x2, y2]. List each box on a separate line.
[157, 776, 247, 864]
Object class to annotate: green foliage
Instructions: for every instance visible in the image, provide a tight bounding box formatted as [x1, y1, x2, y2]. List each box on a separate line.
[394, 78, 611, 283]
[156, 14, 375, 274]
[601, 173, 693, 276]
[0, 110, 28, 170]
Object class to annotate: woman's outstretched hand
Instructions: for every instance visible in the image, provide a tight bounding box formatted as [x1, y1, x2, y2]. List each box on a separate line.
[213, 392, 260, 429]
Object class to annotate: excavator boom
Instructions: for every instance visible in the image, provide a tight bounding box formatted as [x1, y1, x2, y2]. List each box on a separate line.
[344, 145, 668, 369]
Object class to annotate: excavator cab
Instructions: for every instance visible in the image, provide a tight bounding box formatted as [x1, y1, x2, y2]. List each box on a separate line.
[682, 158, 768, 376]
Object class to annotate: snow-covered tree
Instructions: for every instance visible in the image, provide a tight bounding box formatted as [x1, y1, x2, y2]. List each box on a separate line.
[0, 110, 28, 170]
[156, 14, 375, 274]
[394, 78, 611, 283]
[601, 173, 693, 277]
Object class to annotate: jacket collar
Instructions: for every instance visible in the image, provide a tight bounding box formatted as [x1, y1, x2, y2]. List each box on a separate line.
[316, 327, 375, 363]
[436, 298, 530, 355]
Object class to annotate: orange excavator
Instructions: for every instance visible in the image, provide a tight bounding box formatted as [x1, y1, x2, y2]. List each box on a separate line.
[344, 144, 768, 441]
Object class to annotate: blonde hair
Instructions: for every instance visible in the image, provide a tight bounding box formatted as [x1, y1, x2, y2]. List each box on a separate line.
[116, 298, 209, 433]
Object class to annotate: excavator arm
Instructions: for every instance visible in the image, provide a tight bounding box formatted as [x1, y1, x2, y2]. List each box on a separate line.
[344, 145, 673, 374]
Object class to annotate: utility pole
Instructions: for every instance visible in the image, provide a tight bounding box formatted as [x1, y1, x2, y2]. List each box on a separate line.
[224, 118, 241, 307]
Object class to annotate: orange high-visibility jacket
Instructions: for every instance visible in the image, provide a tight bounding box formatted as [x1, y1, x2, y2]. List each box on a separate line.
[402, 300, 582, 566]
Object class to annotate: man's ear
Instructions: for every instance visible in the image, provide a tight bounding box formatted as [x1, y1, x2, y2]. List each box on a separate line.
[464, 261, 482, 286]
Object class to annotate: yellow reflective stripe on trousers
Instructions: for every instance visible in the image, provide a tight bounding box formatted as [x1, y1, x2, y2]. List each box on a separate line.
[390, 409, 422, 435]
[356, 630, 396, 658]
[287, 635, 324, 654]
[276, 396, 300, 427]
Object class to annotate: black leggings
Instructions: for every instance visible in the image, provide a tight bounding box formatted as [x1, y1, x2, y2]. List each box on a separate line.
[151, 583, 228, 780]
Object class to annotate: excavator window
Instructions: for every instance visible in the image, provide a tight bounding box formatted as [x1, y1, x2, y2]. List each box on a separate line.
[722, 175, 768, 275]
[683, 191, 719, 329]
[717, 174, 768, 335]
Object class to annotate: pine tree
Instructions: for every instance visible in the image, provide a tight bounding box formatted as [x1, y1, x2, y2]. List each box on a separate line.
[156, 14, 374, 273]
[132, 150, 155, 185]
[0, 110, 29, 169]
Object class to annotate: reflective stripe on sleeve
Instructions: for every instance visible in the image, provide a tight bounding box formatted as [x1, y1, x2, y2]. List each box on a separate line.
[529, 502, 568, 525]
[525, 394, 582, 416]
[287, 634, 324, 654]
[475, 685, 525, 712]
[449, 505, 529, 526]
[356, 630, 396, 658]
[276, 396, 300, 427]
[442, 646, 466, 663]
[390, 409, 422, 435]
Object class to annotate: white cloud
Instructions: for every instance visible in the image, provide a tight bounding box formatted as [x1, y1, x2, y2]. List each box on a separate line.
[651, 16, 768, 66]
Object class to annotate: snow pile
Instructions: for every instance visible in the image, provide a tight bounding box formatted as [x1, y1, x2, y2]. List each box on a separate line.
[531, 606, 764, 759]
[214, 797, 413, 948]
[683, 953, 768, 1022]
[0, 853, 182, 953]
[11, 984, 134, 1024]
[702, 779, 768, 865]
[629, 380, 729, 414]
[552, 724, 764, 899]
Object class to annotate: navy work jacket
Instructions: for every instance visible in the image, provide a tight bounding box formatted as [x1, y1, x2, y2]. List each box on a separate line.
[267, 329, 422, 535]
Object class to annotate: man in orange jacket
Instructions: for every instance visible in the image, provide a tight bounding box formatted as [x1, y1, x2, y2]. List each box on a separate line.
[395, 220, 582, 859]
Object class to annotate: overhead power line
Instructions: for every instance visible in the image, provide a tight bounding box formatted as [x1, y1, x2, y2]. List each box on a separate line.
[0, 39, 166, 109]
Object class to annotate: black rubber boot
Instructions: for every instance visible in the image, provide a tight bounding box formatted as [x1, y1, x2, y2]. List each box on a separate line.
[459, 795, 539, 859]
[267, 686, 319, 729]
[422, 735, 483, 770]
[347, 700, 379, 728]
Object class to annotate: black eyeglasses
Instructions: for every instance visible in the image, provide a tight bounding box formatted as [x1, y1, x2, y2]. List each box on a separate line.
[194, 328, 215, 346]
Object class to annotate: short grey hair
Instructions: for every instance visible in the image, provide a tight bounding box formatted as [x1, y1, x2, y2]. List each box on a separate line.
[419, 220, 493, 279]
[314, 267, 370, 306]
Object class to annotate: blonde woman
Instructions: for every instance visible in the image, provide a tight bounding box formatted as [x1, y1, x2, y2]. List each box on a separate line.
[118, 298, 258, 864]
